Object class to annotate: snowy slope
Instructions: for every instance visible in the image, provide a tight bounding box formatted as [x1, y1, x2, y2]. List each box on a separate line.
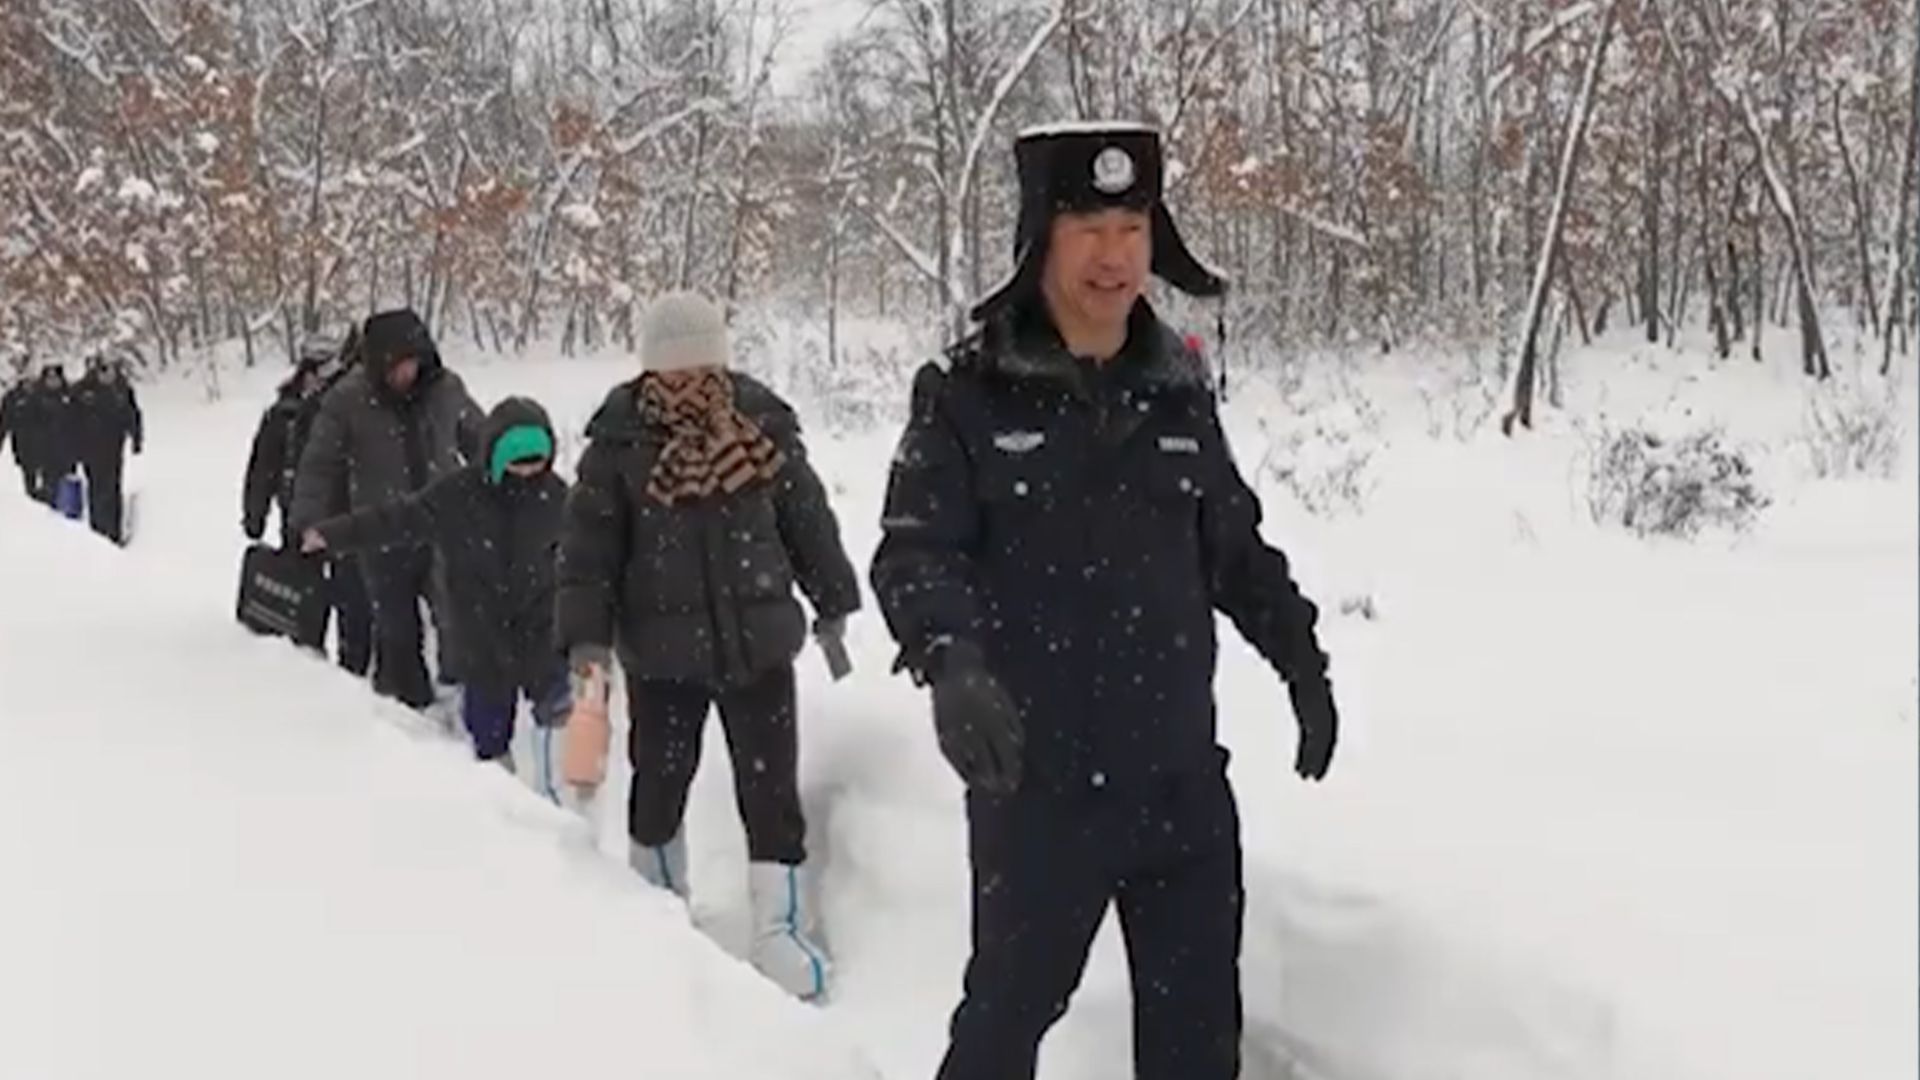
[3, 331, 1913, 1080]
[0, 486, 876, 1078]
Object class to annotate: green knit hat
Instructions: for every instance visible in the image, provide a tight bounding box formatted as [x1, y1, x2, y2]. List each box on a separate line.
[489, 424, 554, 482]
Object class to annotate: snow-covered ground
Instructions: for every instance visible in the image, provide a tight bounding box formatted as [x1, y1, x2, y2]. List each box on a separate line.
[2, 320, 1913, 1080]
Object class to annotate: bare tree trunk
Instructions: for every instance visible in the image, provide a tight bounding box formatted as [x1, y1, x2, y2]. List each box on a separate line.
[827, 218, 841, 369]
[1698, 137, 1731, 359]
[423, 146, 467, 336]
[301, 68, 330, 332]
[1641, 85, 1664, 343]
[1504, 0, 1618, 436]
[1885, 29, 1919, 372]
[235, 284, 257, 369]
[1750, 205, 1764, 362]
[1745, 123, 1832, 379]
[1832, 90, 1882, 335]
[677, 5, 720, 290]
[935, 0, 958, 335]
[1562, 257, 1591, 345]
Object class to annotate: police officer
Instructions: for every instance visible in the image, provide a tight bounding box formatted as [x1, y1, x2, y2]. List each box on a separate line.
[0, 355, 37, 497]
[70, 354, 143, 544]
[871, 122, 1341, 1080]
[22, 364, 76, 508]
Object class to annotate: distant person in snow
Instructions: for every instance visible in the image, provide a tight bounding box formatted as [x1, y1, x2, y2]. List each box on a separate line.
[0, 356, 40, 498]
[869, 123, 1340, 1080]
[18, 364, 77, 508]
[302, 397, 571, 797]
[68, 354, 143, 544]
[555, 291, 861, 1002]
[242, 334, 373, 675]
[289, 309, 483, 712]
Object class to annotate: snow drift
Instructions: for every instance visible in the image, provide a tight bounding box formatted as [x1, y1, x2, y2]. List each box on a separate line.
[0, 501, 875, 1080]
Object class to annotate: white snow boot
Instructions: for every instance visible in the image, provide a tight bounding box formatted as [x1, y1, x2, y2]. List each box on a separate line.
[628, 831, 690, 901]
[747, 861, 832, 1003]
[522, 724, 563, 806]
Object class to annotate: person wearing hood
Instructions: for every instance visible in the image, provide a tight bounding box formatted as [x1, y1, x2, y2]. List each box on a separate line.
[555, 290, 861, 1003]
[242, 334, 372, 675]
[869, 123, 1340, 1079]
[69, 354, 144, 544]
[302, 397, 570, 795]
[290, 308, 483, 711]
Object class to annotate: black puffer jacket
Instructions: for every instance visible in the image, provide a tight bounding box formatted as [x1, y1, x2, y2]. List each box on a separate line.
[871, 301, 1329, 793]
[68, 371, 142, 458]
[556, 374, 861, 687]
[314, 397, 567, 690]
[243, 371, 347, 544]
[6, 374, 74, 470]
[289, 310, 482, 532]
[0, 380, 33, 464]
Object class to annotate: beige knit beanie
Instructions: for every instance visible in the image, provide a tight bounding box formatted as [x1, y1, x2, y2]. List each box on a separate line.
[640, 291, 730, 373]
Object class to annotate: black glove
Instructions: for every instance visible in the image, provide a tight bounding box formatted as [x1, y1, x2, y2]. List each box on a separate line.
[926, 639, 1024, 795]
[242, 516, 264, 542]
[1288, 675, 1338, 781]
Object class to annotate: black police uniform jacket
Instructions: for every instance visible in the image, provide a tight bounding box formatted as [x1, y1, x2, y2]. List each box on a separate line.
[872, 300, 1328, 794]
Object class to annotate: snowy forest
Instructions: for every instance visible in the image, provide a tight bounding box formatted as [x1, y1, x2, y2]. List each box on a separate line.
[0, 0, 1915, 383]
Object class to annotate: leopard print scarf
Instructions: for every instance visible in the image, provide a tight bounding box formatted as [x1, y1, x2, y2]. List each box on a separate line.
[638, 370, 785, 506]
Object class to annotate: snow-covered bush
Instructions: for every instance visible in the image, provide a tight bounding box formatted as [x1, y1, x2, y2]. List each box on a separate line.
[1256, 380, 1383, 518]
[1584, 424, 1768, 538]
[1801, 379, 1904, 480]
[726, 309, 920, 436]
[790, 340, 904, 433]
[1417, 357, 1501, 442]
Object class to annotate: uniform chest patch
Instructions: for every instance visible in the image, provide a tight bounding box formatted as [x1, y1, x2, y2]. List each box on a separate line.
[993, 431, 1047, 454]
[1158, 435, 1201, 455]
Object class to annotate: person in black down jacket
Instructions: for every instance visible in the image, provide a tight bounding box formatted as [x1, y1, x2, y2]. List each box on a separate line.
[68, 354, 143, 543]
[241, 334, 372, 675]
[556, 290, 861, 1003]
[869, 123, 1340, 1080]
[11, 364, 76, 507]
[290, 308, 483, 710]
[0, 356, 40, 498]
[303, 397, 571, 798]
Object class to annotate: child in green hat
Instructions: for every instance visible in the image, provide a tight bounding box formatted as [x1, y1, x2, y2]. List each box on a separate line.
[304, 396, 573, 799]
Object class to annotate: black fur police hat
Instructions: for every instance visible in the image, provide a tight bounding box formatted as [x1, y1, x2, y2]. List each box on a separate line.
[970, 122, 1228, 322]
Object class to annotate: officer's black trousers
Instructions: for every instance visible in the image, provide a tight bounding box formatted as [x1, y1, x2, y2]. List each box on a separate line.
[937, 758, 1244, 1080]
[80, 451, 124, 543]
[26, 456, 62, 506]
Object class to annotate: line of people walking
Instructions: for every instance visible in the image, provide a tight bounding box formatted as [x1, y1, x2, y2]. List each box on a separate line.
[230, 121, 1344, 1080]
[239, 301, 860, 1002]
[0, 354, 144, 544]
